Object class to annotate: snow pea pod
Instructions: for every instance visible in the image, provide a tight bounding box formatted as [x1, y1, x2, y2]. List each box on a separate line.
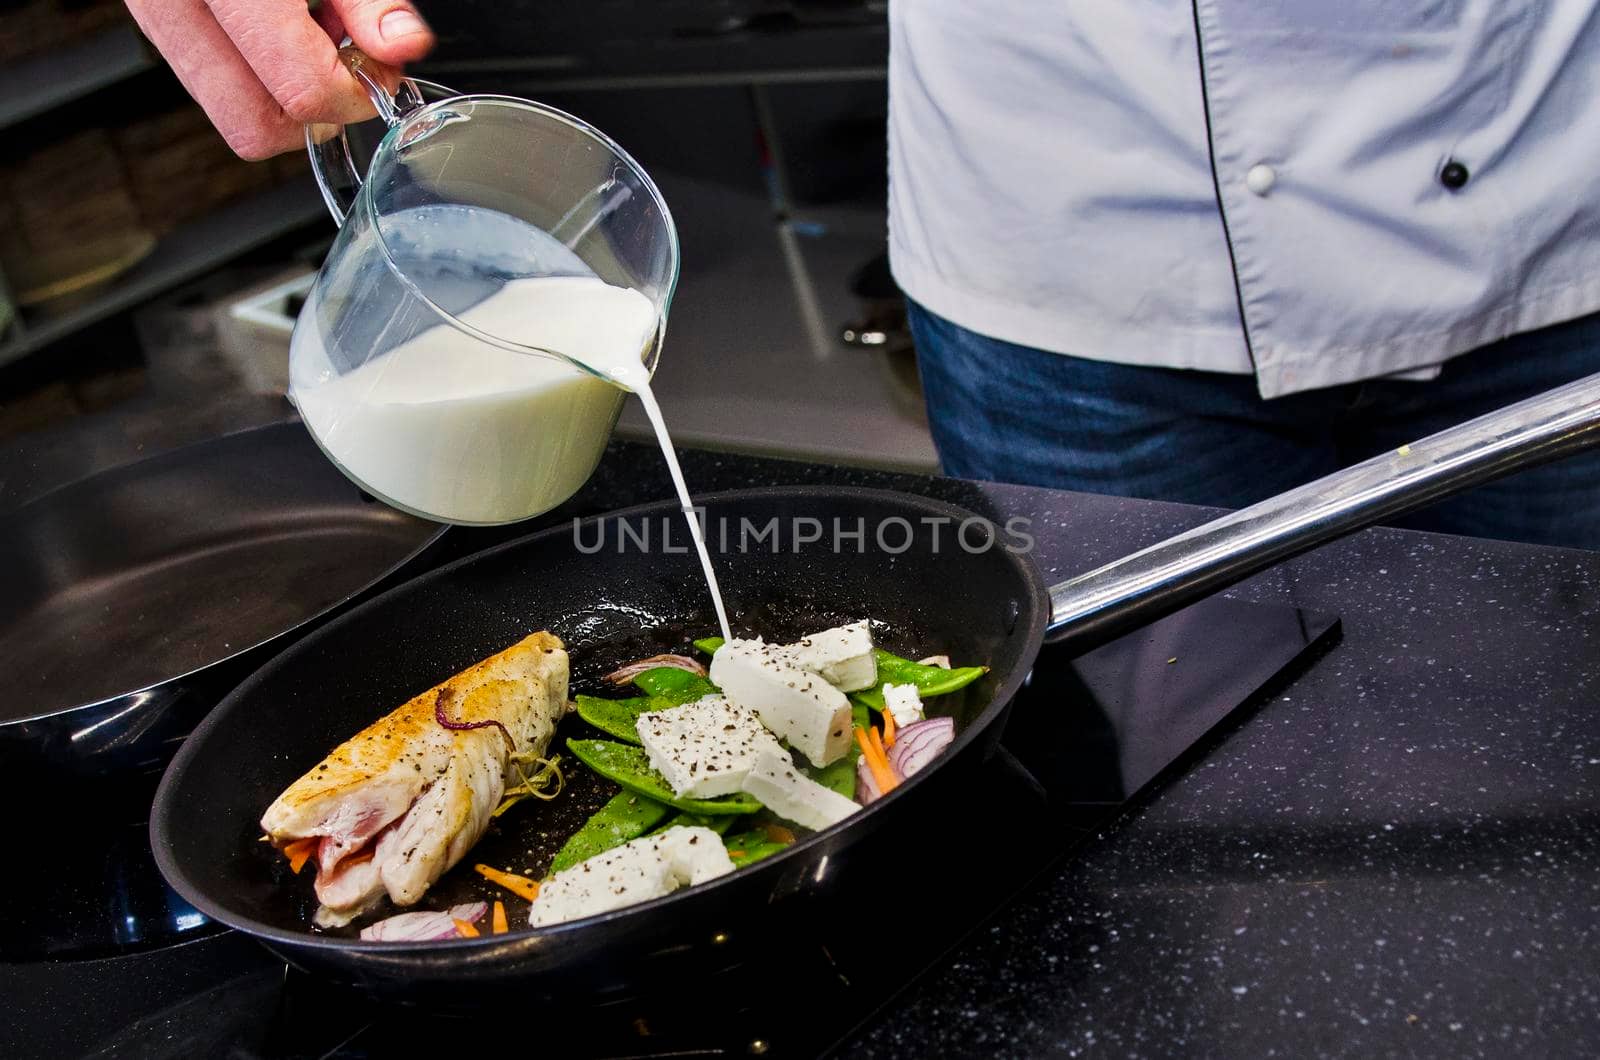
[648, 812, 736, 837]
[549, 790, 672, 873]
[631, 667, 719, 703]
[852, 651, 986, 710]
[566, 739, 763, 815]
[722, 827, 791, 865]
[573, 694, 655, 745]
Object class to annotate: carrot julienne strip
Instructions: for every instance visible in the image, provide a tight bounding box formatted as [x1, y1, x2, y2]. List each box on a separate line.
[855, 727, 899, 794]
[281, 837, 318, 875]
[474, 863, 541, 902]
[492, 900, 509, 935]
[453, 918, 480, 938]
[867, 725, 888, 762]
[882, 707, 897, 748]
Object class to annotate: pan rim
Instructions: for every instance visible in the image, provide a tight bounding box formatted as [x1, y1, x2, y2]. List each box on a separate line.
[1, 421, 448, 728]
[150, 484, 1049, 955]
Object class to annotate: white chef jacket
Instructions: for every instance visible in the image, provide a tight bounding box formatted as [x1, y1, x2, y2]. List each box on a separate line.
[887, 2, 1600, 398]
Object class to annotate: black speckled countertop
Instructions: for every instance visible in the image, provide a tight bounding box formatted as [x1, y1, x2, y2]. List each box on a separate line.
[566, 442, 1600, 1058]
[8, 433, 1600, 1057]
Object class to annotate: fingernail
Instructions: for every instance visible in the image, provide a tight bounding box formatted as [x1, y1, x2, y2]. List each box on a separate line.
[381, 9, 427, 39]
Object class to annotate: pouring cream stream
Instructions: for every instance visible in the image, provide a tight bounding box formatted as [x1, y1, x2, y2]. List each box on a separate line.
[291, 274, 733, 641]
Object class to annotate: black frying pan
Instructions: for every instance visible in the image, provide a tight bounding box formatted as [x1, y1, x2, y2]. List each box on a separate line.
[1, 423, 445, 779]
[152, 487, 1042, 1003]
[151, 372, 1600, 1001]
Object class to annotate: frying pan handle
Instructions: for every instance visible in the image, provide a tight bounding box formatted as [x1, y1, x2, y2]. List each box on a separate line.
[1044, 369, 1600, 645]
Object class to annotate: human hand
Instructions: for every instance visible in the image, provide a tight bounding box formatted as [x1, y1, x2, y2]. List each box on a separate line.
[124, 0, 435, 160]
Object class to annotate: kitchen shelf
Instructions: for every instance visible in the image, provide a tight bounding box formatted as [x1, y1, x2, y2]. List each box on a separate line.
[0, 24, 156, 132]
[0, 176, 325, 368]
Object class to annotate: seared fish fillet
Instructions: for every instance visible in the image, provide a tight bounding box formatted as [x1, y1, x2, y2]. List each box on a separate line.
[261, 632, 569, 927]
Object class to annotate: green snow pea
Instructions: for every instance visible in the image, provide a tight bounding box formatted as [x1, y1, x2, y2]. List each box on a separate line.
[573, 694, 656, 745]
[631, 667, 719, 703]
[566, 739, 762, 816]
[852, 650, 986, 710]
[647, 812, 736, 837]
[722, 827, 792, 865]
[549, 790, 672, 874]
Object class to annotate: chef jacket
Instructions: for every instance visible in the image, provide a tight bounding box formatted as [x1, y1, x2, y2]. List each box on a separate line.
[887, 1, 1600, 397]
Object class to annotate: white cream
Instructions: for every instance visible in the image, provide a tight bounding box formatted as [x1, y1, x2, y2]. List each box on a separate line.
[292, 275, 653, 525]
[292, 271, 733, 641]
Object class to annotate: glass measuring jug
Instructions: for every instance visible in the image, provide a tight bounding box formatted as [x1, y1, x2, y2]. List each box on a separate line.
[289, 50, 679, 525]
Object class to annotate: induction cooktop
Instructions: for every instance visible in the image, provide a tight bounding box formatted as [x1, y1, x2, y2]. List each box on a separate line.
[1, 596, 1338, 1059]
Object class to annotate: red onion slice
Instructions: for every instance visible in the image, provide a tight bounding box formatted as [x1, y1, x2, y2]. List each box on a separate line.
[887, 716, 955, 779]
[359, 902, 488, 942]
[603, 654, 708, 685]
[435, 687, 513, 752]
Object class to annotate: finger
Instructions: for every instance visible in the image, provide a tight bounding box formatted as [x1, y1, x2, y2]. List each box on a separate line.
[308, 4, 405, 98]
[327, 0, 435, 66]
[124, 0, 302, 159]
[311, 2, 346, 43]
[204, 0, 378, 128]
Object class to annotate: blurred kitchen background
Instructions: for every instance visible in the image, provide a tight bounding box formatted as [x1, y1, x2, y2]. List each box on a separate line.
[0, 0, 936, 513]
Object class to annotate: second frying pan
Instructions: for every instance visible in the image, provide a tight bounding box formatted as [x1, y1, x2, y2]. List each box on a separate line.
[1, 423, 445, 779]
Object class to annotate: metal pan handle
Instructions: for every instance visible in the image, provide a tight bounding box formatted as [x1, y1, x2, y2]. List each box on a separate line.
[1045, 369, 1600, 645]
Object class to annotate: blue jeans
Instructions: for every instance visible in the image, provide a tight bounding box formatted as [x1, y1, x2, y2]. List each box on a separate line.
[910, 302, 1600, 550]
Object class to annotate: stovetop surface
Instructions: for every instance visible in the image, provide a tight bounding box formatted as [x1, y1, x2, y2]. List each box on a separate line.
[1, 596, 1336, 1059]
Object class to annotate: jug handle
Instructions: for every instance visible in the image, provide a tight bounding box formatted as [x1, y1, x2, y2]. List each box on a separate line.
[305, 42, 429, 225]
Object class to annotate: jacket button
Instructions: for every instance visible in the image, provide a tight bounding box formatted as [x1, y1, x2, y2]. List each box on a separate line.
[1440, 160, 1470, 190]
[1246, 163, 1277, 196]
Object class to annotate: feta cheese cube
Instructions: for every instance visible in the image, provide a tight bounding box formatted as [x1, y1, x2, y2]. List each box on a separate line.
[782, 621, 878, 692]
[710, 639, 853, 767]
[528, 826, 733, 928]
[883, 683, 925, 728]
[653, 825, 737, 884]
[636, 694, 785, 799]
[739, 749, 861, 831]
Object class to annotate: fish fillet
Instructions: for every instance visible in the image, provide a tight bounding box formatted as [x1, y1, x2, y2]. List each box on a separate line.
[261, 632, 569, 927]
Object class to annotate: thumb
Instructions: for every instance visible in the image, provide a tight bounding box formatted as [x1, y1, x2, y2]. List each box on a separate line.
[327, 0, 435, 66]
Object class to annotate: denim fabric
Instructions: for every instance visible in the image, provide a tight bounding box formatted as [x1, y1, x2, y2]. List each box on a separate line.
[910, 302, 1600, 550]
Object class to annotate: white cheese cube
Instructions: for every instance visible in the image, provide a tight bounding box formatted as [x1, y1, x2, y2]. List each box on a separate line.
[782, 621, 878, 692]
[528, 826, 733, 928]
[710, 639, 853, 767]
[654, 825, 739, 884]
[636, 694, 785, 799]
[883, 683, 925, 728]
[739, 749, 861, 831]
